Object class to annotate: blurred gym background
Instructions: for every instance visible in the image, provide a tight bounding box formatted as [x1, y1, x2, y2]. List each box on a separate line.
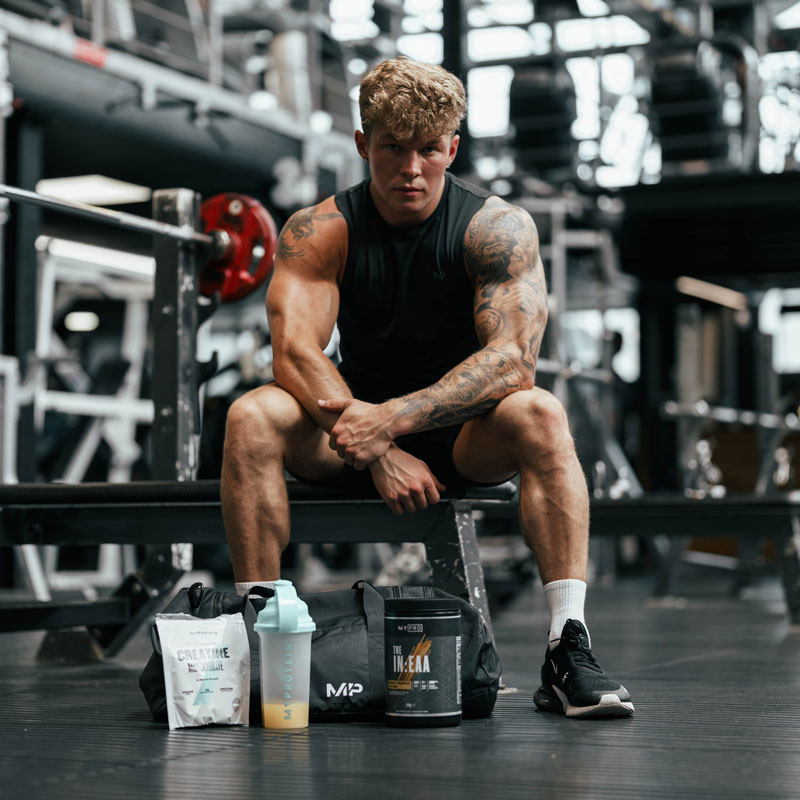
[1, 0, 798, 606]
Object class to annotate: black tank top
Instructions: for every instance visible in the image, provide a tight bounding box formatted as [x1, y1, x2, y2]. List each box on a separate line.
[334, 173, 492, 402]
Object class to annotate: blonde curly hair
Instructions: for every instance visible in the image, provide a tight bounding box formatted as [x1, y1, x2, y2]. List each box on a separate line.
[359, 57, 466, 142]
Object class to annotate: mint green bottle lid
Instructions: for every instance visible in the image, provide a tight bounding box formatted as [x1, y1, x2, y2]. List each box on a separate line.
[254, 579, 316, 634]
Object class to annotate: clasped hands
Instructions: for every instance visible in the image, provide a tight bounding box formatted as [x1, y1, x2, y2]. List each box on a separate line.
[318, 397, 394, 469]
[318, 397, 445, 514]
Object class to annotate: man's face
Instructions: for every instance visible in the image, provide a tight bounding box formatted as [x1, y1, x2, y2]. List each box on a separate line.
[355, 127, 459, 227]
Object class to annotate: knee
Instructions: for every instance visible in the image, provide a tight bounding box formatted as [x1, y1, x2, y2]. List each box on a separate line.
[499, 389, 573, 458]
[225, 393, 263, 442]
[223, 388, 292, 462]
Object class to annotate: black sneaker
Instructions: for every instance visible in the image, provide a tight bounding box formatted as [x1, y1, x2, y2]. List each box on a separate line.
[533, 619, 634, 719]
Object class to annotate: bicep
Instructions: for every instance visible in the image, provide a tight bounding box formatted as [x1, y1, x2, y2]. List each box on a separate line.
[267, 267, 339, 351]
[267, 203, 346, 352]
[465, 202, 548, 359]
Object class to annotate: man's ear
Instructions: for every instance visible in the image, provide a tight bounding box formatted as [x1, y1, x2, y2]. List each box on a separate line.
[355, 130, 369, 161]
[447, 134, 460, 167]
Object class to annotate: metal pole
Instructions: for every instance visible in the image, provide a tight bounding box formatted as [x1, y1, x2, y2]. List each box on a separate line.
[0, 182, 214, 245]
[149, 188, 201, 587]
[0, 30, 12, 355]
[91, 0, 106, 46]
[206, 0, 223, 87]
[442, 0, 470, 175]
[151, 188, 203, 482]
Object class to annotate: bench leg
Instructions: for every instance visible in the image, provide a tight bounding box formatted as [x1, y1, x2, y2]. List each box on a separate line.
[424, 501, 494, 641]
[88, 546, 184, 657]
[653, 535, 691, 597]
[777, 515, 800, 625]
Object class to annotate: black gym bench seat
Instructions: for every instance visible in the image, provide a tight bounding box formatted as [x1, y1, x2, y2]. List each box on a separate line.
[0, 479, 516, 655]
[3, 484, 800, 655]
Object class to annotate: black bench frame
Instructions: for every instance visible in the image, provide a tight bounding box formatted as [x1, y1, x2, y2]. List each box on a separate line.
[0, 479, 516, 655]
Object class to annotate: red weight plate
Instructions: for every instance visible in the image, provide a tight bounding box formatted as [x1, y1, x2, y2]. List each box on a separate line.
[199, 193, 278, 303]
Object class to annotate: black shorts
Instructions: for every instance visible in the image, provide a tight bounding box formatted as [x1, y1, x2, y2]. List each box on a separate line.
[288, 423, 464, 493]
[289, 423, 510, 495]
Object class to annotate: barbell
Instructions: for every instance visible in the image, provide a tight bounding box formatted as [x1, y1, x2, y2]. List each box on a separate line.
[0, 182, 278, 303]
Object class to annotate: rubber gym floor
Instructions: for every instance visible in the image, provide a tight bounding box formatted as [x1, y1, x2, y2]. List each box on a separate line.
[2, 568, 799, 800]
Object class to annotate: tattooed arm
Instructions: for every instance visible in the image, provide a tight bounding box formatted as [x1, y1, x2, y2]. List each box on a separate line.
[270, 198, 448, 507]
[392, 197, 547, 431]
[267, 197, 351, 432]
[325, 197, 547, 466]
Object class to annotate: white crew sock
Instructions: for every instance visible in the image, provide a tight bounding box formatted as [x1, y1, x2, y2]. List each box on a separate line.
[543, 579, 589, 649]
[235, 580, 276, 597]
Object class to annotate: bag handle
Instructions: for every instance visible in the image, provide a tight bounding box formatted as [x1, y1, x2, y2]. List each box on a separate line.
[352, 580, 384, 634]
[353, 580, 386, 703]
[150, 582, 206, 656]
[150, 623, 162, 656]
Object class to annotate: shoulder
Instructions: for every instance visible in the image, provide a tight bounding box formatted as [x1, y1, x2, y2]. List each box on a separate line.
[463, 197, 538, 272]
[278, 197, 346, 249]
[275, 196, 348, 267]
[466, 196, 536, 235]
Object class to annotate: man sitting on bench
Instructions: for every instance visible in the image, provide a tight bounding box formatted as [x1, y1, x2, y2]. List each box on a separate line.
[220, 57, 634, 719]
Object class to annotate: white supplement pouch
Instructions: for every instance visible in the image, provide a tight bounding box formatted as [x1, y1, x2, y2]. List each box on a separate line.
[155, 612, 250, 730]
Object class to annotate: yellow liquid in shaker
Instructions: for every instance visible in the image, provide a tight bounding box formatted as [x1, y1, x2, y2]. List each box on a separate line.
[262, 702, 309, 729]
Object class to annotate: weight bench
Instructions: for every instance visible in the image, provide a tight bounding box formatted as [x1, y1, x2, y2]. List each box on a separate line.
[0, 478, 516, 656]
[590, 492, 800, 621]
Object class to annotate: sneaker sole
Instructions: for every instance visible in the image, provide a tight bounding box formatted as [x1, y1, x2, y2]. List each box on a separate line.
[554, 685, 634, 718]
[536, 685, 634, 718]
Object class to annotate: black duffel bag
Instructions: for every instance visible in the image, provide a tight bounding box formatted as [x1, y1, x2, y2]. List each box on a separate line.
[139, 580, 501, 723]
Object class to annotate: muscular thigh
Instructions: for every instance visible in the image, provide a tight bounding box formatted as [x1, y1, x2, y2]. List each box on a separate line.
[234, 382, 347, 482]
[451, 388, 548, 484]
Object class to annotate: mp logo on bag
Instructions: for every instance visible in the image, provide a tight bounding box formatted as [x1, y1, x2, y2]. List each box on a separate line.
[326, 682, 364, 698]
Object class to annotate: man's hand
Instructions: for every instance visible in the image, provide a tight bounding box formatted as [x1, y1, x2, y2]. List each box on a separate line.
[318, 397, 397, 469]
[368, 446, 446, 515]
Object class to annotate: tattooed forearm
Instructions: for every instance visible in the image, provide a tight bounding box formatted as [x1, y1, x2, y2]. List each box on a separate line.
[395, 346, 530, 432]
[275, 207, 343, 261]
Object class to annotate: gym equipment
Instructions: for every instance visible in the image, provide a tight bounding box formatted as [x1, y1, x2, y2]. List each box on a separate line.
[198, 192, 278, 302]
[589, 492, 800, 608]
[0, 180, 515, 655]
[0, 479, 517, 654]
[0, 182, 214, 243]
[649, 34, 760, 173]
[509, 60, 577, 178]
[0, 182, 277, 303]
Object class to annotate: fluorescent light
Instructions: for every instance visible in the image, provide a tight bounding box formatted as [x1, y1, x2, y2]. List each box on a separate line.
[577, 0, 610, 17]
[64, 311, 100, 332]
[35, 175, 152, 206]
[485, 1, 534, 26]
[557, 16, 650, 52]
[397, 32, 443, 63]
[37, 236, 155, 280]
[310, 110, 333, 135]
[468, 26, 534, 61]
[331, 19, 380, 40]
[330, 0, 373, 20]
[675, 276, 747, 311]
[776, 1, 800, 29]
[468, 65, 514, 138]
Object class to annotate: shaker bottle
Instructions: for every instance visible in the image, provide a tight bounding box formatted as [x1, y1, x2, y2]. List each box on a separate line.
[254, 579, 316, 730]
